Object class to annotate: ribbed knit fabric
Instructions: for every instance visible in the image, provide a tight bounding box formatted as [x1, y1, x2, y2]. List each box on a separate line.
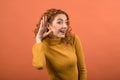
[32, 34, 87, 80]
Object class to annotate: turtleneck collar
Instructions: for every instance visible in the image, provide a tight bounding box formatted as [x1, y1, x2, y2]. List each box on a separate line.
[43, 37, 62, 45]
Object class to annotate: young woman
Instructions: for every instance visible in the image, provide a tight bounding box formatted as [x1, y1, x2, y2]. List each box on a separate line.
[32, 8, 87, 80]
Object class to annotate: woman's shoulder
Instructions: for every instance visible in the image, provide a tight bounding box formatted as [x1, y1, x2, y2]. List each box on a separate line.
[71, 34, 79, 40]
[71, 33, 81, 45]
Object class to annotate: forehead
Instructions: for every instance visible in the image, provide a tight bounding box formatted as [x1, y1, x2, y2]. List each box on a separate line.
[54, 14, 67, 21]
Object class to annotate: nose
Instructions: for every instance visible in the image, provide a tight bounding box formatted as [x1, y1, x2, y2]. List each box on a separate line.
[63, 23, 68, 28]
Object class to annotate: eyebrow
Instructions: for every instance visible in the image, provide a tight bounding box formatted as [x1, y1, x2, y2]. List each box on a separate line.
[57, 18, 67, 21]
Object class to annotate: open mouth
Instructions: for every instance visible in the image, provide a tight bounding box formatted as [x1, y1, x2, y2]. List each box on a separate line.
[59, 30, 66, 34]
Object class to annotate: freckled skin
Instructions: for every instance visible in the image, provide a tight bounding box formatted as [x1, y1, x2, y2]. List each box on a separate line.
[48, 14, 68, 38]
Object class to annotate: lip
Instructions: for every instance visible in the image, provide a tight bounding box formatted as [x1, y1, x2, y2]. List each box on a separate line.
[60, 31, 66, 34]
[60, 29, 66, 32]
[61, 32, 65, 34]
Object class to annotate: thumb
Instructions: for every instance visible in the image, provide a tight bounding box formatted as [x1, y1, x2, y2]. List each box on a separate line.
[43, 30, 52, 38]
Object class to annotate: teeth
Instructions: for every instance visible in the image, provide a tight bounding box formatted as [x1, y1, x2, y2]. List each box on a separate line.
[59, 29, 66, 34]
[60, 30, 65, 33]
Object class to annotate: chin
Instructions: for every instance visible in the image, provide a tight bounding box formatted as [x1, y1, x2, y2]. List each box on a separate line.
[59, 35, 65, 38]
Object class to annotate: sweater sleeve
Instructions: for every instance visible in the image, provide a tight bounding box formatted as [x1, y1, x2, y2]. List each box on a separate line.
[73, 35, 87, 80]
[32, 43, 46, 69]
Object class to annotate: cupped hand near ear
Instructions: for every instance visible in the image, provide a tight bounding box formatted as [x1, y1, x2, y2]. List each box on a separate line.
[36, 16, 52, 43]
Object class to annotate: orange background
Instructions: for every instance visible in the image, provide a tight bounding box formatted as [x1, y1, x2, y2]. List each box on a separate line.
[0, 0, 120, 80]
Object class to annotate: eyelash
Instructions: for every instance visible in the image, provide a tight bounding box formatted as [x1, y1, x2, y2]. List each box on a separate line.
[57, 21, 62, 24]
[57, 21, 68, 25]
[66, 22, 68, 25]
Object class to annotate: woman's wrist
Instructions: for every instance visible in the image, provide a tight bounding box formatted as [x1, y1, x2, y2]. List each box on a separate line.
[36, 40, 41, 44]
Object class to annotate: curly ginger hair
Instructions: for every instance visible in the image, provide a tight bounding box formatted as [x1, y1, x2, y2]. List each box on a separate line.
[34, 8, 73, 44]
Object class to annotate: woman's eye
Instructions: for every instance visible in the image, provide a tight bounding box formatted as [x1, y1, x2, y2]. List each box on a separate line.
[66, 22, 68, 25]
[57, 21, 63, 24]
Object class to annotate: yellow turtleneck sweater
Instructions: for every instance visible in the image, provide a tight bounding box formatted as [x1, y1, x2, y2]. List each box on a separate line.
[32, 34, 87, 80]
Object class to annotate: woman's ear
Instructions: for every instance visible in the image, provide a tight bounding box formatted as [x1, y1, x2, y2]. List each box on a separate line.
[46, 23, 51, 32]
[47, 23, 51, 30]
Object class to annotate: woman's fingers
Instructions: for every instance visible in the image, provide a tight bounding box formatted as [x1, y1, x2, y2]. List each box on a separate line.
[42, 16, 45, 27]
[38, 16, 46, 34]
[44, 16, 47, 25]
[36, 16, 49, 40]
[43, 30, 52, 38]
[38, 19, 43, 34]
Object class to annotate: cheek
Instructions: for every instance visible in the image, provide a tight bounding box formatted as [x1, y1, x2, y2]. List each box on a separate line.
[52, 25, 61, 31]
[50, 27, 58, 34]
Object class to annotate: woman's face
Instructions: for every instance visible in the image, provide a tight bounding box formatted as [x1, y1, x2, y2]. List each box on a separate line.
[48, 14, 68, 38]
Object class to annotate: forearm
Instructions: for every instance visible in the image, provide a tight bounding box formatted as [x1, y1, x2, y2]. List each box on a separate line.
[79, 68, 87, 80]
[32, 43, 46, 69]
